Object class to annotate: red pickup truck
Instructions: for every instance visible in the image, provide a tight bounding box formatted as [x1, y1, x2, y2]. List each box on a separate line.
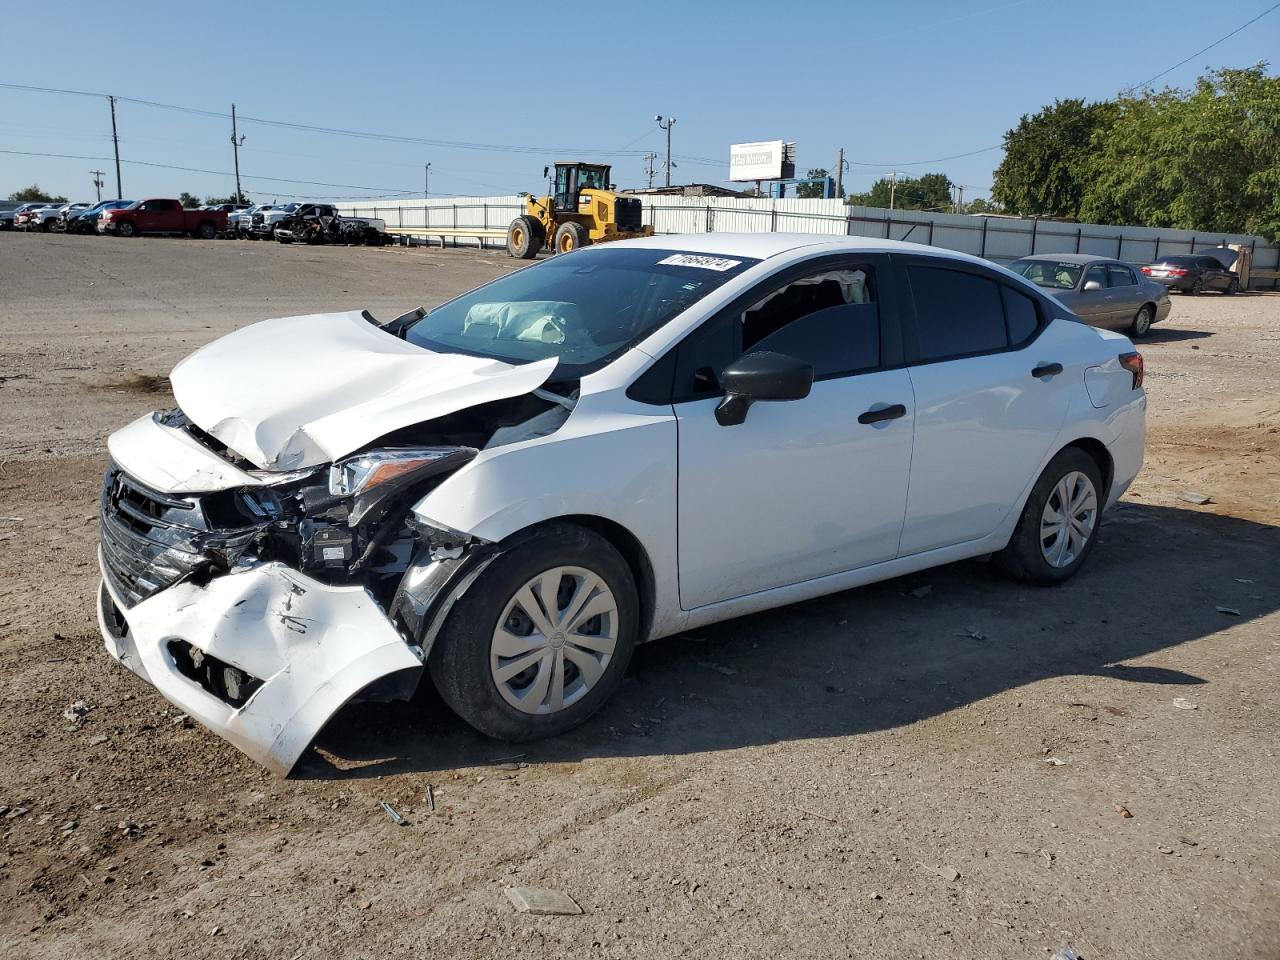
[98, 199, 227, 239]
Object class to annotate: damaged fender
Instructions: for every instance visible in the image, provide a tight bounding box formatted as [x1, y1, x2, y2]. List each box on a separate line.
[98, 558, 422, 775]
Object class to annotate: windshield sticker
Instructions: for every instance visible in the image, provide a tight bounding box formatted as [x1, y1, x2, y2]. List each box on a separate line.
[658, 254, 743, 272]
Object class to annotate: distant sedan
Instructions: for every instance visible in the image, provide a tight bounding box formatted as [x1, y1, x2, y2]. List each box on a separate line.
[1140, 253, 1240, 295]
[1008, 254, 1172, 338]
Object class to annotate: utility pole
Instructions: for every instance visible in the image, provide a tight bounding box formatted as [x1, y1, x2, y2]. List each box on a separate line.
[655, 115, 676, 188]
[954, 185, 965, 214]
[230, 104, 246, 203]
[642, 152, 657, 190]
[424, 163, 431, 199]
[835, 148, 846, 199]
[889, 170, 898, 211]
[90, 170, 105, 203]
[108, 95, 122, 199]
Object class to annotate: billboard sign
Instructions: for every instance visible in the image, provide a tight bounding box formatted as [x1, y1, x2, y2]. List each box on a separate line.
[729, 140, 795, 181]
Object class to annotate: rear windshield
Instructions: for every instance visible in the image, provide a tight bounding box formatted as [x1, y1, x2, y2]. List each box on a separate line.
[406, 247, 759, 379]
[1009, 259, 1082, 290]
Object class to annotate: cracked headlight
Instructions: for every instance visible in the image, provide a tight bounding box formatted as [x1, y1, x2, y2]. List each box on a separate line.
[330, 447, 478, 525]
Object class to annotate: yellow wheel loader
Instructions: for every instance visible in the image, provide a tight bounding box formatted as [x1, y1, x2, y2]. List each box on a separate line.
[507, 162, 653, 258]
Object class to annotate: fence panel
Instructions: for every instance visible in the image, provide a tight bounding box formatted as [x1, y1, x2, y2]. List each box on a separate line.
[331, 193, 1278, 287]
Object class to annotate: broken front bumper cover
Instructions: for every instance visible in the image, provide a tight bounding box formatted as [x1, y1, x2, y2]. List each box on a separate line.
[97, 553, 423, 775]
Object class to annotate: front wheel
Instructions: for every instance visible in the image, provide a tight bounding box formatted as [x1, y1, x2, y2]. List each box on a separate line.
[995, 448, 1103, 585]
[1127, 303, 1153, 338]
[1224, 278, 1239, 295]
[428, 523, 639, 741]
[553, 221, 589, 254]
[116, 220, 136, 238]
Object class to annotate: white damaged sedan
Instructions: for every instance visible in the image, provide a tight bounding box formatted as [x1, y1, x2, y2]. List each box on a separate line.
[98, 233, 1146, 774]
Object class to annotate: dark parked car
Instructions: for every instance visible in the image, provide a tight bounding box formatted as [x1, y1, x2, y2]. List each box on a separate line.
[1008, 254, 1172, 338]
[1140, 254, 1239, 294]
[63, 200, 135, 234]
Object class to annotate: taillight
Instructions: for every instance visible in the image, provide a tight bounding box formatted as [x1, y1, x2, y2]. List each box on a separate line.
[1119, 351, 1144, 389]
[1141, 266, 1152, 275]
[1167, 267, 1188, 276]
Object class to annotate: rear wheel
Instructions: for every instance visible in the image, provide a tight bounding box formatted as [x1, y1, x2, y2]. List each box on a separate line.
[1224, 278, 1239, 295]
[194, 221, 216, 240]
[428, 523, 639, 741]
[1127, 303, 1153, 338]
[506, 215, 544, 259]
[1189, 278, 1203, 295]
[553, 221, 589, 254]
[995, 447, 1103, 585]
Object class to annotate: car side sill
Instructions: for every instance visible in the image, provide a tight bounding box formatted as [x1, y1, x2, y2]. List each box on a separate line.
[669, 532, 1008, 638]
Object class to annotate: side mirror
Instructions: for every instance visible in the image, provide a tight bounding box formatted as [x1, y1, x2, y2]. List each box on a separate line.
[542, 166, 549, 178]
[715, 351, 813, 427]
[1082, 279, 1103, 292]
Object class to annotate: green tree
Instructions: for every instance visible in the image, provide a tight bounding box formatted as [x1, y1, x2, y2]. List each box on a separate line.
[963, 197, 1007, 216]
[179, 192, 203, 208]
[204, 193, 251, 206]
[8, 184, 67, 203]
[796, 168, 830, 199]
[1080, 65, 1280, 241]
[847, 172, 954, 211]
[991, 98, 1116, 219]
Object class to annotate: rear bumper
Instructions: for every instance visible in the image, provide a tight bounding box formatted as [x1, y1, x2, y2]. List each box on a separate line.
[97, 555, 423, 775]
[1104, 393, 1147, 509]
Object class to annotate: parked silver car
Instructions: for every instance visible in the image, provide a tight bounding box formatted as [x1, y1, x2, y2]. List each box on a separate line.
[1008, 254, 1172, 338]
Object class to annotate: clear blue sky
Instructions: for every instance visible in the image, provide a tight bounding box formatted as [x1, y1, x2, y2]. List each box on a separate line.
[3, 0, 1277, 204]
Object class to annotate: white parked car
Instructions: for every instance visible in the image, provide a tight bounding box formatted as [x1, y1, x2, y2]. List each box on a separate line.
[97, 234, 1146, 774]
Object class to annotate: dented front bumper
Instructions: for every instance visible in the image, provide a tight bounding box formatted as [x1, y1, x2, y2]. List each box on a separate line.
[97, 554, 423, 775]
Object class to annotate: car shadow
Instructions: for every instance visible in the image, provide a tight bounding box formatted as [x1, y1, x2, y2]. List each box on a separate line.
[1142, 327, 1213, 344]
[299, 503, 1277, 779]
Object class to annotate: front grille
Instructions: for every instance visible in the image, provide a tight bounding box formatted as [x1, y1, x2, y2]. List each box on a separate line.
[99, 466, 212, 608]
[251, 213, 264, 225]
[615, 197, 643, 232]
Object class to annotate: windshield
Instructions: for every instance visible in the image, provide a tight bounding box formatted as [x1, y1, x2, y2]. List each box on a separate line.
[1010, 259, 1083, 290]
[405, 247, 759, 379]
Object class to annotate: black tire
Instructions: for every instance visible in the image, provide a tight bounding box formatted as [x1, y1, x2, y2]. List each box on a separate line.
[1224, 278, 1239, 295]
[1127, 303, 1153, 338]
[553, 220, 589, 254]
[995, 447, 1104, 586]
[41, 218, 55, 233]
[428, 523, 640, 741]
[194, 221, 216, 240]
[506, 215, 544, 259]
[116, 220, 137, 238]
[1189, 278, 1203, 295]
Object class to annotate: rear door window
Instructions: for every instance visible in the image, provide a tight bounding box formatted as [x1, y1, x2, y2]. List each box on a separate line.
[907, 266, 1007, 361]
[1106, 264, 1135, 287]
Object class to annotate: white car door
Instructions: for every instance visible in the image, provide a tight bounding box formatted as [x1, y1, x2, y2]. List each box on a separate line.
[896, 258, 1075, 556]
[672, 256, 915, 609]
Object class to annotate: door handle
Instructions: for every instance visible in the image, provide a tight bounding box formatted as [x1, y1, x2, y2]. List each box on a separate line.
[1032, 362, 1063, 377]
[858, 403, 907, 425]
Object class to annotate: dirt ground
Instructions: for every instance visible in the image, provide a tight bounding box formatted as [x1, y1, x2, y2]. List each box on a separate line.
[1, 232, 1277, 960]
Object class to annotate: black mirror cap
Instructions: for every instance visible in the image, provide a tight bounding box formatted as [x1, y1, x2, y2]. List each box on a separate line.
[715, 351, 813, 426]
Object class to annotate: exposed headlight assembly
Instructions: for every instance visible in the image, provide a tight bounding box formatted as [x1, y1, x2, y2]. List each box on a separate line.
[329, 447, 477, 525]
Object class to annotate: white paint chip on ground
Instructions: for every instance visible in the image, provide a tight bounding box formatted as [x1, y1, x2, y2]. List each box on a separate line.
[505, 886, 583, 916]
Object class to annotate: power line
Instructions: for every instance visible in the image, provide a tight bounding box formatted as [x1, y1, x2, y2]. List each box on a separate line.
[1120, 1, 1280, 94]
[0, 149, 418, 194]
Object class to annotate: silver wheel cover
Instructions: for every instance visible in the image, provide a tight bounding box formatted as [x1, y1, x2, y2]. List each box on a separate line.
[1040, 470, 1098, 568]
[490, 566, 619, 715]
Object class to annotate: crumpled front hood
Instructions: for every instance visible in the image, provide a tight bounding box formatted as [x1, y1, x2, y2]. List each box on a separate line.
[170, 310, 556, 470]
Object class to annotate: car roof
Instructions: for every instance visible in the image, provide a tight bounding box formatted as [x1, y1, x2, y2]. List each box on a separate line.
[612, 231, 998, 266]
[1015, 253, 1116, 265]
